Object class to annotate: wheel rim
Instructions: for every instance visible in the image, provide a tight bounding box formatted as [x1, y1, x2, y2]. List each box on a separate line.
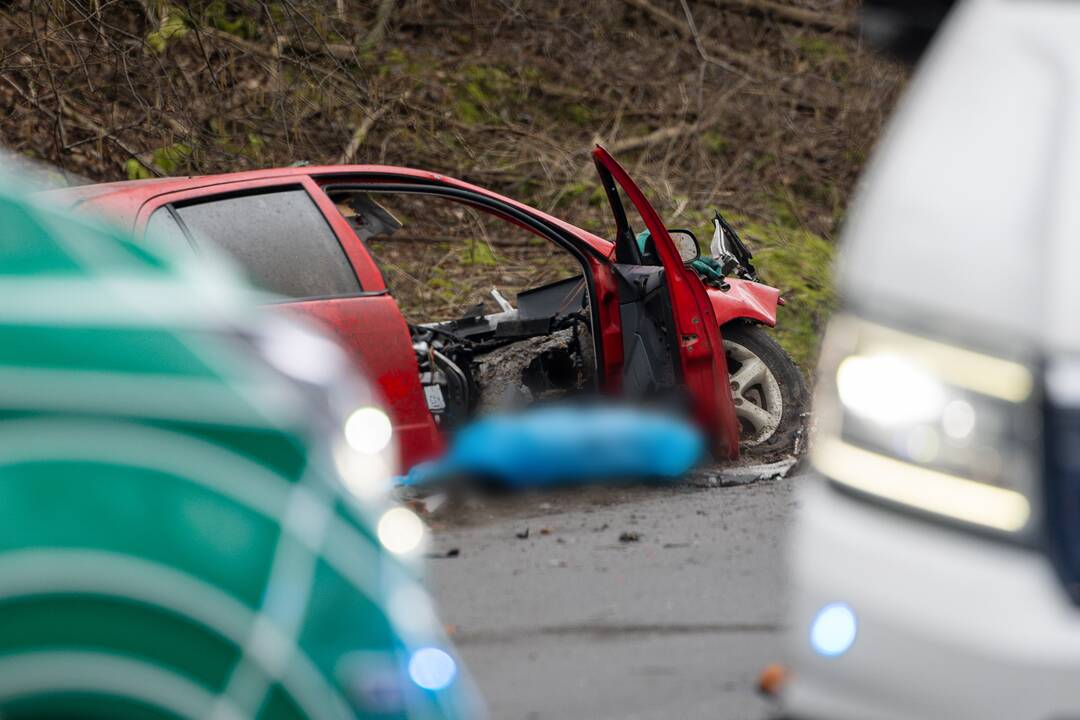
[724, 339, 784, 447]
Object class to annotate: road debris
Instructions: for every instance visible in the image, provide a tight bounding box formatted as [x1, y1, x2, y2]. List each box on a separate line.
[757, 663, 788, 696]
[425, 547, 461, 559]
[689, 455, 799, 488]
[405, 492, 449, 517]
[515, 528, 530, 539]
[619, 531, 641, 543]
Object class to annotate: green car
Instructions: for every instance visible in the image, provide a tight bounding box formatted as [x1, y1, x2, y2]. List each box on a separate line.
[0, 169, 482, 720]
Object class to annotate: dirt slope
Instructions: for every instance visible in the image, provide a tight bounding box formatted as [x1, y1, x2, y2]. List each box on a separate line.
[0, 0, 905, 366]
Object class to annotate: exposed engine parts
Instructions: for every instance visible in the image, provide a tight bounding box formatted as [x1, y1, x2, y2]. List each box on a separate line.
[473, 327, 592, 413]
[410, 276, 594, 430]
[412, 332, 473, 430]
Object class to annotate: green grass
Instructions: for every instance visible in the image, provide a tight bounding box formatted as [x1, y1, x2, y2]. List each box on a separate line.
[678, 208, 835, 371]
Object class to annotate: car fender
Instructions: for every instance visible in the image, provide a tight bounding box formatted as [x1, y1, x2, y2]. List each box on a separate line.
[708, 277, 780, 328]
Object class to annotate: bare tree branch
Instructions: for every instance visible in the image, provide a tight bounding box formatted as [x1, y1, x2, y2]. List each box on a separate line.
[621, 0, 776, 80]
[702, 0, 854, 35]
[339, 103, 392, 163]
[364, 0, 397, 50]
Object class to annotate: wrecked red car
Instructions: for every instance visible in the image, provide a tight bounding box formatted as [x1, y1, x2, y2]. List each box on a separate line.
[50, 147, 804, 470]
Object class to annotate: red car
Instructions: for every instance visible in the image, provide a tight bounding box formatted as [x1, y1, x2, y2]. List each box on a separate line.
[50, 147, 800, 470]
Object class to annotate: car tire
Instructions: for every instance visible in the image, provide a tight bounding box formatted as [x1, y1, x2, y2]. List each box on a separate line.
[721, 321, 809, 459]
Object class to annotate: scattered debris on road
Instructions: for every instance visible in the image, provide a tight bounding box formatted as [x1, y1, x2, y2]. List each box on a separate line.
[619, 531, 641, 543]
[426, 548, 461, 559]
[689, 455, 799, 488]
[405, 492, 449, 517]
[757, 663, 788, 697]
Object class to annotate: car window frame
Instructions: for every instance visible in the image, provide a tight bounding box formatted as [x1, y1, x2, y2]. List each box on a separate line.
[135, 177, 388, 302]
[144, 204, 200, 254]
[320, 180, 608, 387]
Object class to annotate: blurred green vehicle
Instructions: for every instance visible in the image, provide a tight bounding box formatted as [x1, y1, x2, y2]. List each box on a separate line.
[0, 168, 482, 719]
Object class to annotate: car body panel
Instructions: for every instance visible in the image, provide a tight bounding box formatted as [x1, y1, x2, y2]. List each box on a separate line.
[788, 480, 1080, 720]
[279, 294, 445, 466]
[708, 278, 779, 328]
[588, 260, 628, 396]
[592, 147, 740, 458]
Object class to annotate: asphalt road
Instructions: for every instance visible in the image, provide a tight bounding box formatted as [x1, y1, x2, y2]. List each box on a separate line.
[424, 475, 798, 720]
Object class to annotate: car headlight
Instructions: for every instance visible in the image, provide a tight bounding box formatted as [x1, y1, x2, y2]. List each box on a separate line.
[813, 314, 1039, 535]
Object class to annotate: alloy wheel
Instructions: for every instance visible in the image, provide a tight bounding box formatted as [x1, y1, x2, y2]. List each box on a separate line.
[724, 339, 784, 447]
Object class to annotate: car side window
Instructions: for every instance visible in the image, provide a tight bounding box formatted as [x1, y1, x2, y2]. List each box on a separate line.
[174, 188, 361, 298]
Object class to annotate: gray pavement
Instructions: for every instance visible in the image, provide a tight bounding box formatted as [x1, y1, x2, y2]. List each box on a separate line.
[424, 476, 798, 719]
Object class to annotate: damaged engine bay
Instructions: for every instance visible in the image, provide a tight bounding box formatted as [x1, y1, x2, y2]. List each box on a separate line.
[333, 188, 599, 431]
[411, 275, 596, 430]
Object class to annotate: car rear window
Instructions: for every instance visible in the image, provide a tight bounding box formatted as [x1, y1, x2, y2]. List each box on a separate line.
[175, 188, 361, 298]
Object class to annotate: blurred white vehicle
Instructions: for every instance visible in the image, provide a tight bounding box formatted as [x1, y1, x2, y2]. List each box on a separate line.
[783, 1, 1080, 719]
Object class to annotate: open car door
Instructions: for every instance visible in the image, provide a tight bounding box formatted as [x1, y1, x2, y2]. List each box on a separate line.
[593, 146, 741, 459]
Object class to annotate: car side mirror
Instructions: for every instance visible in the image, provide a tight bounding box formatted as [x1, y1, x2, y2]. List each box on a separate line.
[668, 229, 700, 264]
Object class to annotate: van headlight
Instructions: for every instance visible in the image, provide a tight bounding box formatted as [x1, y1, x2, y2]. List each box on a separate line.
[813, 314, 1039, 535]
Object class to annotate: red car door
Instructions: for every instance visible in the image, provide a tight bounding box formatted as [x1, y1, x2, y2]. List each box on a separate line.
[592, 147, 741, 459]
[136, 177, 442, 469]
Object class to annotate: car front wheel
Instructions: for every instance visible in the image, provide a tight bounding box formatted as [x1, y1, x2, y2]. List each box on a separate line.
[722, 322, 808, 459]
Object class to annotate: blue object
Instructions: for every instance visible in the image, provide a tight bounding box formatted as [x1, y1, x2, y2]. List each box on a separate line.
[409, 647, 458, 691]
[398, 405, 704, 488]
[809, 602, 858, 658]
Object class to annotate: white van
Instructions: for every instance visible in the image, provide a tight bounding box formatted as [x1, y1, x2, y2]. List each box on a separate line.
[783, 1, 1080, 718]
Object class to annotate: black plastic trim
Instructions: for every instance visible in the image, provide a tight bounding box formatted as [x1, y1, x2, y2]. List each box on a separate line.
[1043, 398, 1080, 604]
[163, 204, 200, 254]
[263, 289, 390, 305]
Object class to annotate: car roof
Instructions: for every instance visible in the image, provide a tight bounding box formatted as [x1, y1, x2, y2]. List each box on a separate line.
[43, 164, 616, 257]
[42, 165, 468, 209]
[38, 176, 186, 206]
